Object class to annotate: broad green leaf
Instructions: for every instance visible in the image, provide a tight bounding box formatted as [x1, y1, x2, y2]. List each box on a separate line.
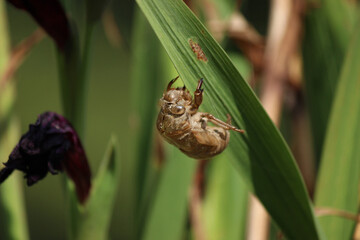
[302, 2, 355, 163]
[314, 14, 360, 240]
[142, 145, 196, 240]
[76, 136, 121, 240]
[202, 154, 249, 240]
[322, 0, 356, 49]
[136, 0, 321, 239]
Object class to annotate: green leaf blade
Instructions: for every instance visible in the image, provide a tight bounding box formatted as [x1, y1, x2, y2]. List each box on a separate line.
[315, 14, 360, 239]
[203, 155, 249, 240]
[0, 2, 29, 239]
[136, 0, 321, 239]
[76, 136, 121, 240]
[142, 146, 196, 240]
[302, 0, 355, 163]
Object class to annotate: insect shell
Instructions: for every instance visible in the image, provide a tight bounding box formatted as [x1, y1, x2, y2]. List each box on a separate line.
[156, 77, 244, 160]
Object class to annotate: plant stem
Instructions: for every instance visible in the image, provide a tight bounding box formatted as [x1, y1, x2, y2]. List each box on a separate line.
[56, 19, 94, 240]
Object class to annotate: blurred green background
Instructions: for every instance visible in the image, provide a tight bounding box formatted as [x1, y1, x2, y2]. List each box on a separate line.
[2, 0, 360, 239]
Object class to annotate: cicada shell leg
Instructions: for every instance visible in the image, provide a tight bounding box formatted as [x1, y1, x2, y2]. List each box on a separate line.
[202, 113, 245, 133]
[167, 76, 180, 91]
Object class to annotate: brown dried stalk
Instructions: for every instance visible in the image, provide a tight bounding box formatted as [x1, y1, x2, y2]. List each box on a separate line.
[227, 13, 265, 76]
[247, 0, 307, 239]
[289, 89, 316, 197]
[354, 221, 360, 240]
[201, 0, 265, 72]
[316, 207, 359, 221]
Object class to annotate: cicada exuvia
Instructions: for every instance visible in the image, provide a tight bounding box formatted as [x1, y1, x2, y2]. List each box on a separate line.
[156, 77, 244, 159]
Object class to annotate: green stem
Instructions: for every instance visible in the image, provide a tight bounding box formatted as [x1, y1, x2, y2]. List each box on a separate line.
[81, 23, 94, 86]
[56, 20, 94, 240]
[56, 22, 93, 138]
[56, 35, 83, 135]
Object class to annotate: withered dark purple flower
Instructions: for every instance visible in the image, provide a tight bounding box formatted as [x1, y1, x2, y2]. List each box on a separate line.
[7, 0, 70, 50]
[0, 112, 91, 204]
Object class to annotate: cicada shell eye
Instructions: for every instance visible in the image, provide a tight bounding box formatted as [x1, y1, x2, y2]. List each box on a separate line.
[170, 105, 186, 115]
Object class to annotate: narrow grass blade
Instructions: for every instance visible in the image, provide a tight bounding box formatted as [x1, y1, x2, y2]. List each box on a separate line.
[130, 8, 164, 209]
[76, 136, 121, 240]
[0, 1, 9, 75]
[136, 0, 320, 238]
[0, 118, 29, 240]
[0, 2, 29, 239]
[142, 145, 196, 240]
[322, 0, 356, 49]
[314, 14, 360, 240]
